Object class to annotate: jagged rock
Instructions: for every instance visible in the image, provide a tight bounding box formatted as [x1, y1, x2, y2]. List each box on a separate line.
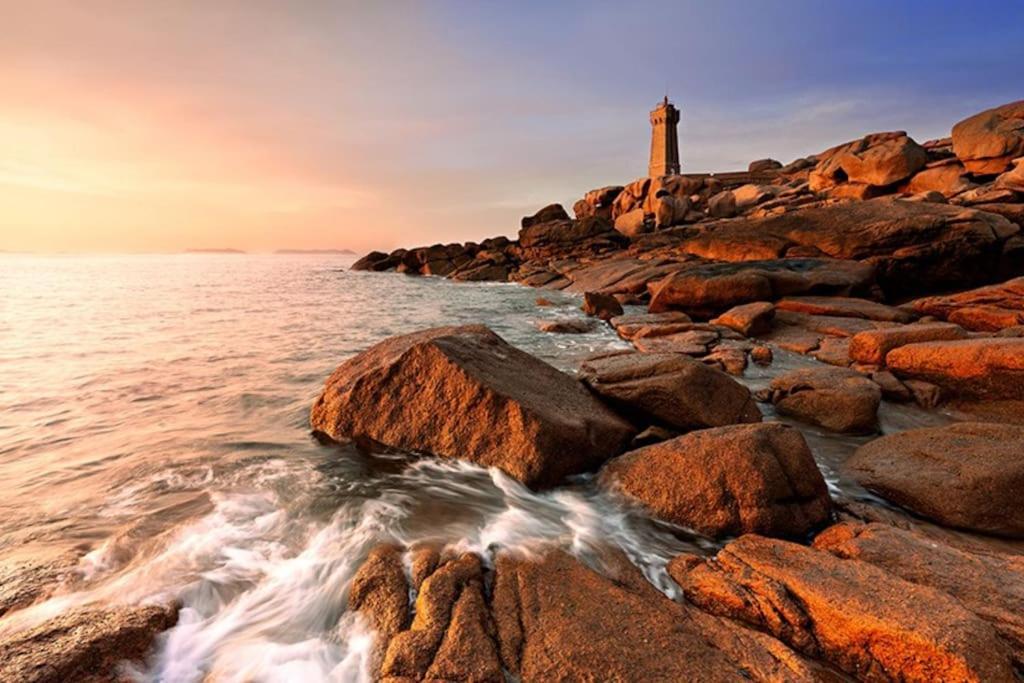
[767, 367, 881, 434]
[847, 322, 967, 365]
[776, 295, 916, 323]
[578, 351, 761, 432]
[647, 258, 875, 318]
[814, 522, 1024, 658]
[492, 549, 817, 682]
[581, 291, 623, 320]
[600, 423, 829, 538]
[349, 544, 408, 666]
[845, 422, 1024, 537]
[952, 100, 1024, 175]
[676, 199, 1019, 299]
[886, 337, 1024, 399]
[311, 326, 634, 489]
[0, 604, 179, 683]
[711, 301, 775, 336]
[670, 535, 1017, 682]
[909, 276, 1024, 331]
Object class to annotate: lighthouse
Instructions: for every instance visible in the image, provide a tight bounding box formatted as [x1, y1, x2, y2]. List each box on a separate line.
[648, 96, 681, 177]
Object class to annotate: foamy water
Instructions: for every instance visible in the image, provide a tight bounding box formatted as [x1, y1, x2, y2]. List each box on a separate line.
[0, 253, 944, 681]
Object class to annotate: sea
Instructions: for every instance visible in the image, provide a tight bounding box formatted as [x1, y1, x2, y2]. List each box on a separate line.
[0, 252, 943, 681]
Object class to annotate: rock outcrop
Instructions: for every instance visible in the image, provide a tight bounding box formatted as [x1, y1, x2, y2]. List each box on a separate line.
[952, 100, 1024, 175]
[845, 422, 1024, 537]
[311, 325, 634, 489]
[886, 337, 1024, 399]
[908, 276, 1024, 331]
[578, 352, 761, 432]
[670, 535, 1017, 681]
[847, 321, 967, 365]
[600, 423, 831, 538]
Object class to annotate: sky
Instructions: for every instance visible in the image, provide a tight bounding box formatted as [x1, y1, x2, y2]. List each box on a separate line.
[1, 1, 1022, 253]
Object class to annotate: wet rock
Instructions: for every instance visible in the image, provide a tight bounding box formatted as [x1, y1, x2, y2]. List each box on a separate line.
[767, 367, 881, 434]
[535, 319, 595, 334]
[581, 291, 623, 320]
[750, 344, 773, 366]
[631, 329, 720, 355]
[348, 544, 409, 652]
[521, 203, 570, 229]
[776, 295, 916, 323]
[670, 535, 1017, 682]
[886, 337, 1024, 399]
[647, 258, 876, 318]
[578, 351, 761, 432]
[492, 549, 817, 682]
[952, 99, 1024, 175]
[702, 345, 749, 376]
[0, 603, 179, 683]
[814, 522, 1024, 658]
[600, 423, 830, 538]
[608, 311, 692, 339]
[845, 422, 1024, 537]
[311, 325, 634, 489]
[847, 321, 967, 365]
[908, 276, 1024, 331]
[0, 552, 79, 619]
[711, 301, 775, 336]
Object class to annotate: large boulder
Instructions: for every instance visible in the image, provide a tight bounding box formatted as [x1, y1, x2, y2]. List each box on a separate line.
[845, 422, 1024, 537]
[706, 190, 737, 218]
[767, 367, 881, 434]
[612, 208, 649, 238]
[675, 198, 1020, 299]
[521, 203, 570, 229]
[517, 215, 620, 250]
[670, 535, 1017, 682]
[809, 132, 926, 191]
[748, 158, 782, 173]
[909, 276, 1024, 331]
[600, 423, 831, 538]
[648, 258, 876, 317]
[572, 185, 624, 219]
[902, 161, 974, 197]
[951, 100, 1024, 175]
[0, 604, 179, 683]
[886, 337, 1024, 399]
[847, 321, 967, 365]
[578, 352, 761, 432]
[310, 326, 635, 489]
[814, 522, 1024, 654]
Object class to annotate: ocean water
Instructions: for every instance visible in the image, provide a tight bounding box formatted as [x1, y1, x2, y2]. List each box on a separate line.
[0, 253, 942, 681]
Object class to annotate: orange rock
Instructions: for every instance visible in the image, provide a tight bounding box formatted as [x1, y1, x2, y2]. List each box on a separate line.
[768, 366, 881, 434]
[909, 276, 1024, 331]
[712, 301, 775, 336]
[886, 337, 1024, 399]
[600, 423, 829, 538]
[845, 422, 1024, 537]
[847, 322, 967, 365]
[670, 535, 1017, 682]
[952, 100, 1024, 176]
[310, 326, 635, 489]
[776, 295, 915, 322]
[581, 291, 623, 320]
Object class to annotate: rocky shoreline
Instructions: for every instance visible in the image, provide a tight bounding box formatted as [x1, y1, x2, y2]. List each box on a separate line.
[1, 101, 1022, 681]
[334, 100, 1024, 681]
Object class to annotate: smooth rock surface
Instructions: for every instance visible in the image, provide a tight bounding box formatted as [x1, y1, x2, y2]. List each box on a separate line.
[886, 337, 1024, 399]
[768, 367, 882, 434]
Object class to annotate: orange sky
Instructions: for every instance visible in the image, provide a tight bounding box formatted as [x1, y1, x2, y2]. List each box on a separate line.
[2, 1, 1019, 253]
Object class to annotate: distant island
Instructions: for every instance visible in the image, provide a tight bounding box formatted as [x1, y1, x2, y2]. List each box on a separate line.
[274, 248, 356, 255]
[184, 248, 246, 254]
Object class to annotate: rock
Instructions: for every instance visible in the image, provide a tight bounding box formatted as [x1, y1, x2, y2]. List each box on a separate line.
[670, 535, 1016, 682]
[609, 311, 692, 339]
[768, 367, 881, 434]
[578, 352, 761, 432]
[653, 193, 690, 228]
[573, 185, 624, 219]
[492, 549, 817, 682]
[776, 295, 916, 323]
[902, 161, 974, 197]
[707, 190, 737, 218]
[449, 261, 510, 282]
[748, 158, 783, 173]
[560, 256, 686, 297]
[349, 544, 409, 664]
[632, 329, 720, 355]
[702, 345, 749, 376]
[909, 276, 1024, 331]
[518, 216, 622, 251]
[751, 345, 773, 366]
[995, 157, 1024, 191]
[712, 301, 775, 336]
[904, 378, 944, 407]
[310, 326, 634, 489]
[733, 184, 778, 209]
[810, 132, 926, 191]
[951, 100, 1024, 175]
[886, 337, 1024, 399]
[612, 208, 649, 237]
[845, 422, 1024, 537]
[814, 522, 1024, 656]
[600, 423, 830, 538]
[535, 319, 595, 334]
[350, 250, 390, 271]
[847, 322, 967, 365]
[0, 553, 78, 619]
[0, 604, 179, 683]
[534, 297, 554, 307]
[676, 199, 1019, 299]
[521, 203, 570, 229]
[870, 370, 913, 402]
[648, 258, 876, 318]
[581, 291, 623, 320]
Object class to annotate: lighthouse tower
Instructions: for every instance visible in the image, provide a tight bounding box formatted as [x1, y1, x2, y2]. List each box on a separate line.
[648, 96, 681, 177]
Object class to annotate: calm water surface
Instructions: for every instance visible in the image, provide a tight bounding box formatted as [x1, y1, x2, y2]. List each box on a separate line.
[0, 253, 942, 681]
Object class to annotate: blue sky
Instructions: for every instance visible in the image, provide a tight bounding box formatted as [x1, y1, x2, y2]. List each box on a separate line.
[2, 0, 1022, 251]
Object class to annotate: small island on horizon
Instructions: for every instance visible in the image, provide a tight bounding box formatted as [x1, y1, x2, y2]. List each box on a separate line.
[274, 248, 356, 255]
